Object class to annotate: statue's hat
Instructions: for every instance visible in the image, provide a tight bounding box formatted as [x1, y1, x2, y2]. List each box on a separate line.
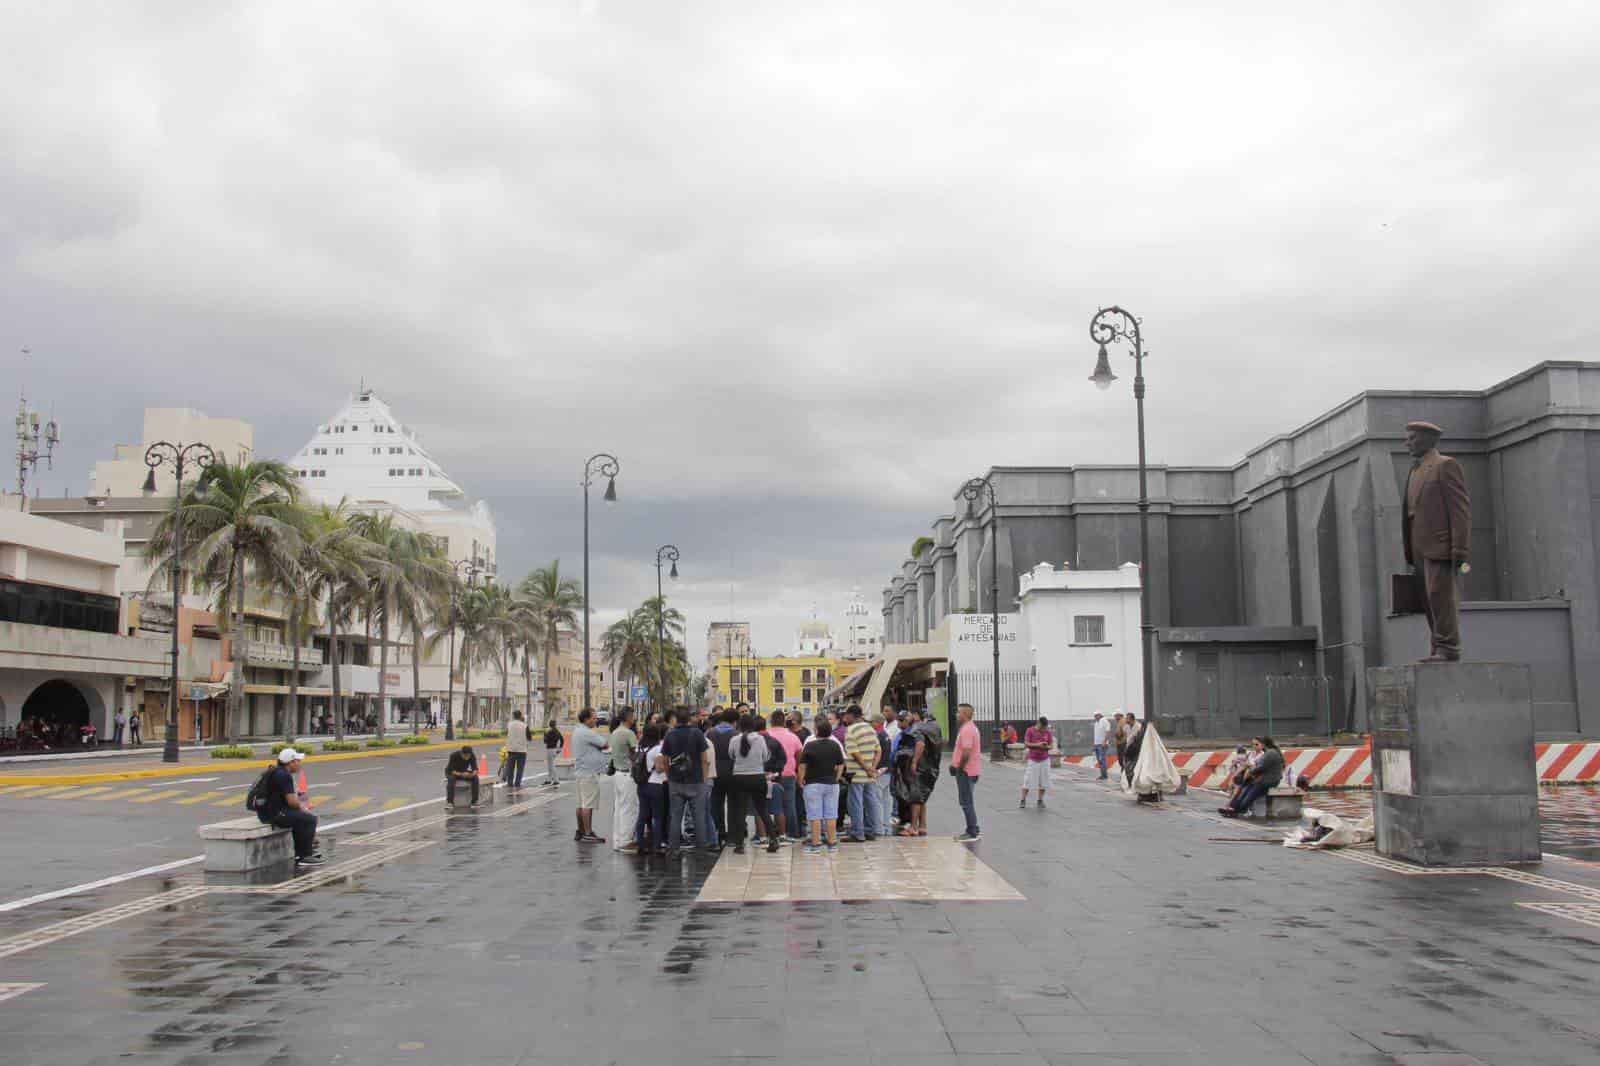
[1405, 420, 1443, 434]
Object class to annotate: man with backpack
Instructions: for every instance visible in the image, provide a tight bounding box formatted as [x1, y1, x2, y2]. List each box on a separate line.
[661, 707, 713, 852]
[251, 749, 324, 866]
[542, 719, 563, 787]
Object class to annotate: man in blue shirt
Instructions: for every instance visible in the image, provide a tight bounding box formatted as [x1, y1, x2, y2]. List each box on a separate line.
[262, 749, 324, 866]
[661, 708, 713, 852]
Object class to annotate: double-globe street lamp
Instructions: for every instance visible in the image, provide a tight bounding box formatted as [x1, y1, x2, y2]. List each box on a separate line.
[581, 453, 619, 712]
[1088, 305, 1156, 728]
[960, 475, 1002, 755]
[444, 555, 482, 742]
[653, 544, 680, 712]
[142, 441, 216, 764]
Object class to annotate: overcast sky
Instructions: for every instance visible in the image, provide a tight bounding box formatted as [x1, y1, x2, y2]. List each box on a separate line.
[5, 2, 1597, 666]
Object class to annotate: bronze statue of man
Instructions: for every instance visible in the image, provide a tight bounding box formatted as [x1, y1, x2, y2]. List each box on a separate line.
[1401, 420, 1471, 661]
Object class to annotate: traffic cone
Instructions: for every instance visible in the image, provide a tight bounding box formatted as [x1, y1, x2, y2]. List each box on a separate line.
[562, 731, 571, 760]
[478, 748, 494, 781]
[296, 768, 311, 809]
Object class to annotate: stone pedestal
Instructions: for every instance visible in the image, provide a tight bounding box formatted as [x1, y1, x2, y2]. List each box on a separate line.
[1367, 662, 1540, 866]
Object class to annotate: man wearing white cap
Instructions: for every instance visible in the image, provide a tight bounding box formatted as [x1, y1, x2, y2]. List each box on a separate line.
[265, 749, 324, 866]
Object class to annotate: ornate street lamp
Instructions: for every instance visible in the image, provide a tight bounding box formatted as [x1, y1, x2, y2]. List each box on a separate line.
[444, 555, 481, 741]
[143, 441, 216, 763]
[1088, 305, 1155, 728]
[581, 453, 619, 711]
[960, 475, 1002, 755]
[653, 544, 680, 711]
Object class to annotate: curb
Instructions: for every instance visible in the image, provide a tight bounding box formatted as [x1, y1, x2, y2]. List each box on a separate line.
[0, 741, 465, 787]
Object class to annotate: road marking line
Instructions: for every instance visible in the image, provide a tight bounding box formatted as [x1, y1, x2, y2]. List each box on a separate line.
[0, 983, 47, 1003]
[379, 797, 411, 811]
[94, 787, 154, 801]
[128, 789, 188, 804]
[11, 786, 78, 799]
[0, 885, 212, 959]
[170, 777, 220, 784]
[337, 767, 380, 775]
[175, 790, 232, 806]
[331, 796, 372, 811]
[42, 786, 117, 800]
[0, 796, 442, 915]
[1516, 901, 1600, 932]
[210, 794, 245, 807]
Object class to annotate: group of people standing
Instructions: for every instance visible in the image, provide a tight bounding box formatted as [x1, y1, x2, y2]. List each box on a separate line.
[568, 700, 989, 855]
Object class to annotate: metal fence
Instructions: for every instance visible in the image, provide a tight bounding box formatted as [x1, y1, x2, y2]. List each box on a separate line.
[945, 667, 1037, 733]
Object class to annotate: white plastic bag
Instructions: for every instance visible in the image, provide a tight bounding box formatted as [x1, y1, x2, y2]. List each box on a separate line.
[1282, 807, 1375, 849]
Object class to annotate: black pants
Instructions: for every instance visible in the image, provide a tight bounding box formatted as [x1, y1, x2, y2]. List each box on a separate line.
[504, 752, 526, 787]
[447, 776, 480, 806]
[710, 778, 731, 840]
[726, 774, 775, 847]
[272, 809, 319, 858]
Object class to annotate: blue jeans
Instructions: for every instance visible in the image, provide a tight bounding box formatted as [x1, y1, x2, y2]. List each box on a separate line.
[955, 771, 980, 837]
[1093, 744, 1108, 776]
[635, 782, 667, 848]
[1230, 780, 1271, 814]
[768, 776, 798, 833]
[846, 780, 882, 840]
[669, 782, 710, 849]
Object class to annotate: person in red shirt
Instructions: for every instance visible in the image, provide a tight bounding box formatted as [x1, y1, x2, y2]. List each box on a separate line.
[950, 703, 983, 842]
[1021, 716, 1053, 809]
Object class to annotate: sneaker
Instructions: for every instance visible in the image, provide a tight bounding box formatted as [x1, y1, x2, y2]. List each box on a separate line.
[295, 854, 327, 867]
[1019, 799, 1027, 808]
[1036, 799, 1045, 809]
[766, 840, 781, 854]
[864, 834, 879, 842]
[733, 845, 746, 855]
[955, 832, 981, 843]
[845, 836, 866, 844]
[582, 833, 606, 844]
[804, 843, 821, 855]
[826, 844, 839, 854]
[752, 836, 766, 845]
[574, 830, 584, 841]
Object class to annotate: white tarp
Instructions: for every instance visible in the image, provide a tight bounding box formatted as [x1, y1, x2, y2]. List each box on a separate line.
[1123, 724, 1181, 796]
[1282, 808, 1376, 849]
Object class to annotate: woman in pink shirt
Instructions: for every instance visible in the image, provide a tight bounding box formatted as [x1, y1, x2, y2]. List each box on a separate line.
[767, 711, 803, 841]
[951, 703, 983, 843]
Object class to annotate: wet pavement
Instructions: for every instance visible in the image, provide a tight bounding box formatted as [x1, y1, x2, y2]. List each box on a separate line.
[1, 763, 1600, 1065]
[1304, 786, 1600, 861]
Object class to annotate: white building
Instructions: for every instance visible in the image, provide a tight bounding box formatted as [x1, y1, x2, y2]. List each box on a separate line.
[89, 408, 254, 498]
[841, 587, 882, 658]
[0, 508, 168, 737]
[795, 616, 834, 657]
[290, 388, 502, 728]
[1018, 562, 1143, 735]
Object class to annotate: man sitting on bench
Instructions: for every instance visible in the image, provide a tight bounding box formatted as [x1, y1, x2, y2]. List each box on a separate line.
[446, 745, 480, 808]
[265, 748, 324, 866]
[1218, 737, 1283, 818]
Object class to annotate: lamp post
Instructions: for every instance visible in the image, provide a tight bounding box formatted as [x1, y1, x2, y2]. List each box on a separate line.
[1088, 306, 1155, 729]
[653, 544, 679, 711]
[581, 453, 619, 712]
[960, 475, 1002, 755]
[444, 555, 480, 742]
[143, 441, 216, 763]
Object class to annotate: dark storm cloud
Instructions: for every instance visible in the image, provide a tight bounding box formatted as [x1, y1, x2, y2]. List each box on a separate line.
[5, 1, 1598, 661]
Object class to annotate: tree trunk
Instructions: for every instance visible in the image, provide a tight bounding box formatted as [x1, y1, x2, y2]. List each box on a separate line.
[376, 601, 389, 739]
[498, 642, 509, 727]
[542, 636, 553, 725]
[462, 630, 473, 732]
[523, 647, 533, 723]
[228, 551, 245, 742]
[411, 620, 423, 735]
[286, 595, 300, 745]
[330, 598, 344, 742]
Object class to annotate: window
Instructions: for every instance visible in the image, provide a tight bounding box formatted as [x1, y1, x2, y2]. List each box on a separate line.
[0, 578, 118, 635]
[335, 425, 345, 433]
[1073, 615, 1107, 644]
[334, 448, 343, 455]
[389, 447, 403, 455]
[298, 469, 307, 477]
[312, 447, 326, 455]
[371, 447, 382, 455]
[773, 668, 784, 683]
[773, 688, 784, 704]
[801, 668, 812, 684]
[802, 688, 812, 703]
[818, 673, 828, 687]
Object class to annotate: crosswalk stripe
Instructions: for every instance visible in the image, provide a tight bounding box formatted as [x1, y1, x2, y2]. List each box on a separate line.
[211, 794, 245, 808]
[0, 787, 54, 798]
[48, 786, 118, 800]
[176, 791, 231, 806]
[18, 787, 81, 799]
[379, 797, 410, 811]
[128, 789, 187, 805]
[93, 788, 153, 801]
[331, 796, 372, 812]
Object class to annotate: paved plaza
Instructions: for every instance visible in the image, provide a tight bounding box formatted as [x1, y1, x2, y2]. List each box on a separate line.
[1, 759, 1600, 1065]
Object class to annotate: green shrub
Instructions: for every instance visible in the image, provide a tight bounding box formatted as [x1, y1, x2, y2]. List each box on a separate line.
[322, 740, 361, 752]
[365, 737, 398, 749]
[210, 744, 254, 759]
[270, 741, 310, 756]
[397, 734, 429, 746]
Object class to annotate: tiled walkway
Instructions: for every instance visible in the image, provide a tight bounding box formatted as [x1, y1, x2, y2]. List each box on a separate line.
[697, 837, 1025, 903]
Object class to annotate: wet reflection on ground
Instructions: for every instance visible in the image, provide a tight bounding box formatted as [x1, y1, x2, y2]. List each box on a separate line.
[1311, 785, 1600, 858]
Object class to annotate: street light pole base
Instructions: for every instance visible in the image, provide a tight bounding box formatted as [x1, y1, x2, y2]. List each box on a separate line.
[162, 722, 181, 764]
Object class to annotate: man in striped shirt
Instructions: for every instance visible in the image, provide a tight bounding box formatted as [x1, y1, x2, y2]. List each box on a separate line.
[843, 704, 883, 842]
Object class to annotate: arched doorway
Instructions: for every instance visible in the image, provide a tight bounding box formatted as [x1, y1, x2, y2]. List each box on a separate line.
[22, 679, 92, 728]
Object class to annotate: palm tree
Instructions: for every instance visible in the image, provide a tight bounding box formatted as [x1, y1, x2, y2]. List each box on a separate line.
[635, 595, 686, 710]
[272, 504, 360, 743]
[602, 610, 654, 717]
[299, 502, 382, 741]
[476, 582, 521, 726]
[454, 583, 501, 728]
[350, 513, 419, 739]
[147, 458, 302, 741]
[387, 531, 451, 734]
[519, 561, 583, 717]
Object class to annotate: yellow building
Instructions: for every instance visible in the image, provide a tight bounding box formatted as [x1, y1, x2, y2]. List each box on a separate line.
[712, 655, 872, 721]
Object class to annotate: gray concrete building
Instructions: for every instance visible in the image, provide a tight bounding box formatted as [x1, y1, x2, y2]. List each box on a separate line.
[883, 361, 1600, 740]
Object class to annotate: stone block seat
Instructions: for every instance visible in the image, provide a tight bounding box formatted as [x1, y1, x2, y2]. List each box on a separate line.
[446, 776, 497, 808]
[1257, 787, 1305, 821]
[199, 817, 292, 872]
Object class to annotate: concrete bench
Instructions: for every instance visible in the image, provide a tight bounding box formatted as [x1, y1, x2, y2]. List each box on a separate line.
[445, 777, 497, 808]
[1004, 744, 1027, 760]
[1256, 787, 1305, 821]
[199, 817, 292, 872]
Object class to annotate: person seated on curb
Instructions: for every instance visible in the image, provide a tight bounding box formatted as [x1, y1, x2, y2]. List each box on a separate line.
[262, 748, 324, 866]
[445, 744, 481, 808]
[1218, 737, 1283, 818]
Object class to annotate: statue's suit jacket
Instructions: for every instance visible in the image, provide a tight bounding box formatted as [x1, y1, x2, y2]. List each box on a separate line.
[1402, 450, 1471, 565]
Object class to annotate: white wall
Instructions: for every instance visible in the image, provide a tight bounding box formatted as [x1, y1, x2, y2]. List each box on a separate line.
[1019, 563, 1143, 721]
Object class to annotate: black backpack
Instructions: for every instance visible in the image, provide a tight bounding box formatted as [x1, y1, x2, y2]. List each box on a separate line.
[631, 746, 652, 787]
[245, 766, 276, 821]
